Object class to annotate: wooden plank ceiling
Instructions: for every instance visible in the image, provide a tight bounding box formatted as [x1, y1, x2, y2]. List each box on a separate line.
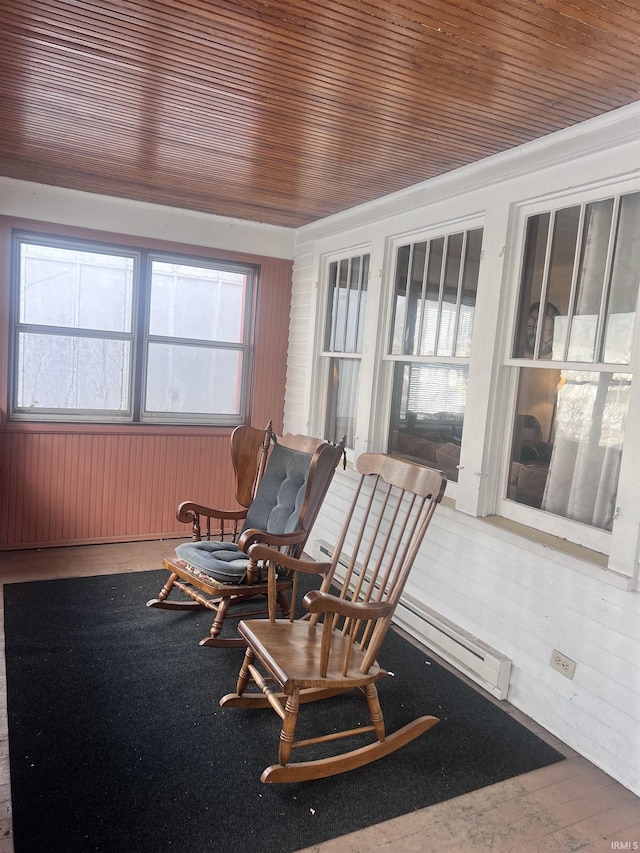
[1, 1, 639, 228]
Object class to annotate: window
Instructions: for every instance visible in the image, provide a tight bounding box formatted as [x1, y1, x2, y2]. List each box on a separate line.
[505, 190, 639, 539]
[386, 227, 483, 482]
[321, 252, 369, 447]
[11, 234, 255, 424]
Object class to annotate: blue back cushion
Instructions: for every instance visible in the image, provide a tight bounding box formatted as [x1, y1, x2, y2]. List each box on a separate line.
[174, 440, 313, 584]
[242, 441, 312, 534]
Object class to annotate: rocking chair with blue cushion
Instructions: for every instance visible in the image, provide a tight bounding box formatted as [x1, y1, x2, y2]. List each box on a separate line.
[147, 423, 345, 647]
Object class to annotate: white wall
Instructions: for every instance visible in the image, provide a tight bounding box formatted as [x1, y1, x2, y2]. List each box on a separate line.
[284, 102, 640, 794]
[0, 177, 295, 259]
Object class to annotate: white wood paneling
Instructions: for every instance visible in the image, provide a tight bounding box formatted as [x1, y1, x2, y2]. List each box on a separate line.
[306, 473, 640, 794]
[0, 177, 296, 259]
[283, 245, 318, 435]
[286, 103, 640, 795]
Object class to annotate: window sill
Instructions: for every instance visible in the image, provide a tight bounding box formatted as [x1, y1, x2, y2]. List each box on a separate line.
[484, 513, 606, 564]
[480, 513, 636, 591]
[0, 421, 236, 437]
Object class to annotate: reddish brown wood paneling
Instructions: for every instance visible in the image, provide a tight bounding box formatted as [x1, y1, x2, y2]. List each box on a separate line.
[0, 431, 235, 547]
[251, 256, 294, 427]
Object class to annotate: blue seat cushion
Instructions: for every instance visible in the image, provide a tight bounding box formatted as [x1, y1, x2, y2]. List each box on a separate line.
[175, 540, 249, 584]
[174, 441, 313, 584]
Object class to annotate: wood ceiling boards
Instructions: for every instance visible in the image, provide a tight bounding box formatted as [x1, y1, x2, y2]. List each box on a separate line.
[1, 1, 639, 228]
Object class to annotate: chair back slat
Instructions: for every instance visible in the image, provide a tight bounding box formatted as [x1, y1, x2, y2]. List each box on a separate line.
[356, 480, 395, 603]
[308, 453, 446, 676]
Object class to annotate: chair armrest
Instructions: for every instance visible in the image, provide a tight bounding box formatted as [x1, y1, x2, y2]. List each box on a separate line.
[303, 590, 393, 621]
[176, 501, 248, 524]
[238, 527, 308, 552]
[246, 543, 333, 575]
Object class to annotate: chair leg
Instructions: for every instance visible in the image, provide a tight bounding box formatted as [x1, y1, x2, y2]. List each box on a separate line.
[364, 683, 385, 742]
[146, 573, 207, 610]
[157, 572, 178, 602]
[200, 596, 231, 645]
[236, 648, 256, 695]
[278, 691, 300, 768]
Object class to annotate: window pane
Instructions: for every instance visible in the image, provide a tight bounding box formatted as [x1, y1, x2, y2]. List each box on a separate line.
[426, 237, 445, 295]
[20, 243, 133, 333]
[13, 237, 253, 425]
[149, 261, 248, 344]
[419, 237, 444, 357]
[334, 260, 349, 351]
[508, 367, 629, 530]
[325, 358, 359, 448]
[145, 343, 243, 416]
[513, 212, 550, 358]
[390, 245, 410, 355]
[404, 242, 427, 355]
[437, 233, 464, 356]
[546, 206, 580, 360]
[514, 191, 638, 366]
[392, 230, 482, 360]
[388, 362, 467, 482]
[16, 333, 130, 412]
[566, 199, 614, 362]
[603, 191, 640, 363]
[343, 255, 364, 353]
[325, 254, 369, 354]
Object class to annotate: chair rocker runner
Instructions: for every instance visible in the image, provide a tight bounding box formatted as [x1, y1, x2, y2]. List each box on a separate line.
[147, 423, 345, 647]
[219, 453, 447, 782]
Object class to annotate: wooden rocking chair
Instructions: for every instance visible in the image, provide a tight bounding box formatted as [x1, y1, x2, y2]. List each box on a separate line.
[219, 453, 446, 782]
[147, 423, 345, 647]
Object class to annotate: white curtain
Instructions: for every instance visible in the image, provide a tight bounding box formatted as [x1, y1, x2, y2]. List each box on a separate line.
[542, 435, 620, 530]
[542, 372, 628, 531]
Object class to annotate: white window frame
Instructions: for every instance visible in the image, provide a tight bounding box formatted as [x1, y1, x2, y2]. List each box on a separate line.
[497, 179, 640, 573]
[311, 244, 372, 457]
[378, 215, 485, 498]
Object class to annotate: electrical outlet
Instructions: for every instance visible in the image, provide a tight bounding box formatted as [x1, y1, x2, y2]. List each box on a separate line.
[550, 649, 576, 679]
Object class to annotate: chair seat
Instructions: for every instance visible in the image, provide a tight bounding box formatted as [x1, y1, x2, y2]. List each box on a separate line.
[175, 541, 249, 583]
[238, 619, 385, 691]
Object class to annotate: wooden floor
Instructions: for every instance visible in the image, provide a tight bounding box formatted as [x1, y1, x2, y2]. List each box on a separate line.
[0, 540, 639, 853]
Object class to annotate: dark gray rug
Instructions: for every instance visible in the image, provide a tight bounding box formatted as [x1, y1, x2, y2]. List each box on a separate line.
[4, 570, 564, 853]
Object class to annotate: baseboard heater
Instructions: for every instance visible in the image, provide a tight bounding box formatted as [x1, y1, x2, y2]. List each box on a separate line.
[314, 540, 512, 701]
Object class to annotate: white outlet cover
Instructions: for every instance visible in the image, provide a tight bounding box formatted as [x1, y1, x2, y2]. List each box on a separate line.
[550, 649, 576, 679]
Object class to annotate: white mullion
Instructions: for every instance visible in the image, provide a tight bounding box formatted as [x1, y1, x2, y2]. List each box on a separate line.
[328, 262, 339, 352]
[607, 216, 640, 583]
[434, 235, 448, 356]
[562, 204, 586, 363]
[403, 243, 415, 355]
[451, 231, 468, 357]
[340, 257, 352, 353]
[416, 241, 431, 357]
[534, 209, 556, 359]
[351, 254, 364, 354]
[595, 195, 621, 363]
